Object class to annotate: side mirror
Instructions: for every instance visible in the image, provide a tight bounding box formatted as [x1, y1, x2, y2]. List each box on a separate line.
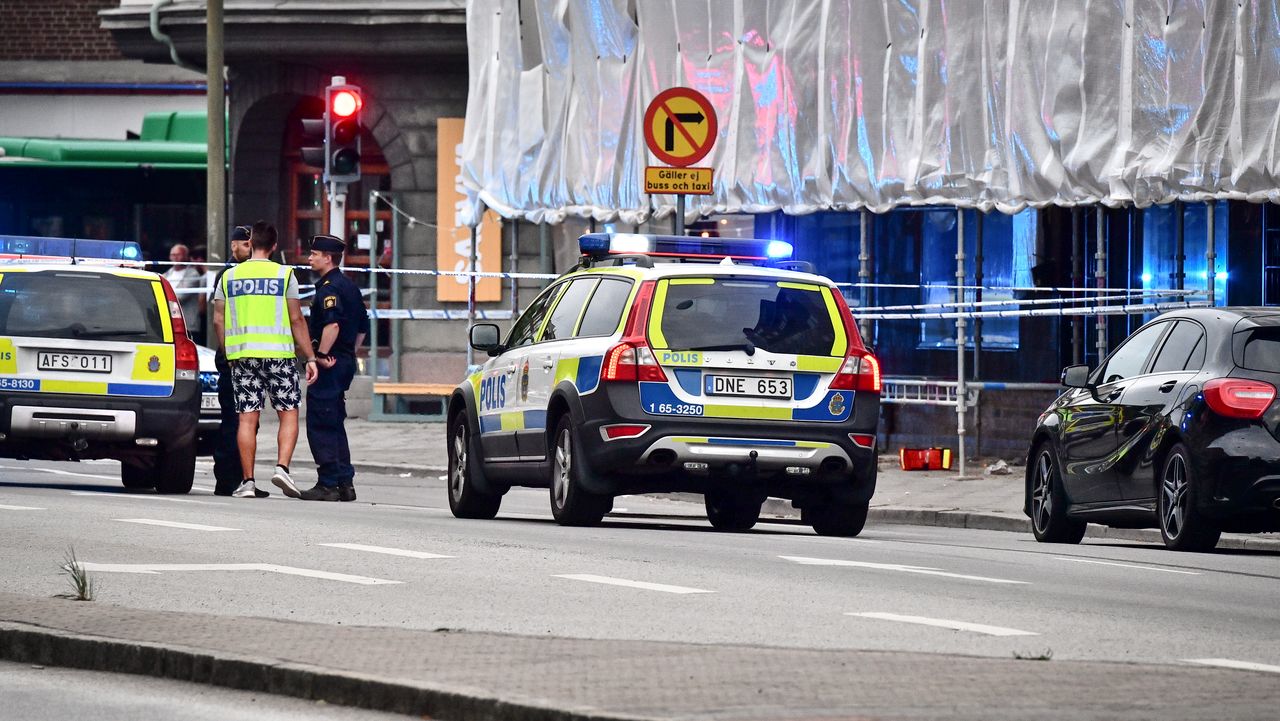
[1061, 364, 1091, 389]
[469, 323, 503, 356]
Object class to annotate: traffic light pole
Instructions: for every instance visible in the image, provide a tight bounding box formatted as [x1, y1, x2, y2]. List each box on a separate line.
[328, 181, 347, 239]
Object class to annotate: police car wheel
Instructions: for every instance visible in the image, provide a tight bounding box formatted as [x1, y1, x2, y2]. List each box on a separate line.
[704, 489, 762, 532]
[120, 462, 154, 489]
[447, 415, 501, 519]
[549, 416, 610, 527]
[807, 500, 869, 537]
[153, 440, 196, 495]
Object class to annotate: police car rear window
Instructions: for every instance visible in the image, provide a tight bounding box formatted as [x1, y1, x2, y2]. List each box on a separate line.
[655, 278, 839, 357]
[0, 272, 165, 343]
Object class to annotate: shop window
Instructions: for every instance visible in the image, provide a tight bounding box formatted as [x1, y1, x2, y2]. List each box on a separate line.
[1141, 201, 1228, 305]
[919, 209, 1034, 349]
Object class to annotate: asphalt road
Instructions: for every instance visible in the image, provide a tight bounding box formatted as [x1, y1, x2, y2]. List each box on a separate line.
[0, 660, 410, 721]
[2, 457, 1279, 674]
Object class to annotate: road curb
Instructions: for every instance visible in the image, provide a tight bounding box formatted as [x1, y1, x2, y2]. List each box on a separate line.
[0, 622, 638, 721]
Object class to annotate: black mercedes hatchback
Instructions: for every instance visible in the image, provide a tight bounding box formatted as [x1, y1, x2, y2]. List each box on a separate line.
[1025, 308, 1280, 551]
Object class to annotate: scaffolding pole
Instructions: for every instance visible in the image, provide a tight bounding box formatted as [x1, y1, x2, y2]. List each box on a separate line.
[390, 198, 402, 383]
[368, 189, 379, 378]
[467, 225, 477, 368]
[858, 210, 871, 341]
[1174, 200, 1185, 291]
[1072, 207, 1084, 365]
[1095, 208, 1108, 362]
[955, 209, 967, 476]
[508, 220, 519, 317]
[1206, 203, 1216, 306]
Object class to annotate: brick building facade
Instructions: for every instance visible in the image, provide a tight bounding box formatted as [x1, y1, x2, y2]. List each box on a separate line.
[0, 0, 123, 61]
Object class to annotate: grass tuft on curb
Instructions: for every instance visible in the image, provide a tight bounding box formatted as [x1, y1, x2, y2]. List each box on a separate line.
[57, 547, 95, 602]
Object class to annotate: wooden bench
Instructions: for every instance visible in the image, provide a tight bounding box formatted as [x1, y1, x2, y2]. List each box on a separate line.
[370, 382, 457, 421]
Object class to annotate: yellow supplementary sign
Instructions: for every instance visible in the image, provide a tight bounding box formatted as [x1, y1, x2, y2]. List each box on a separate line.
[437, 118, 500, 302]
[644, 166, 713, 195]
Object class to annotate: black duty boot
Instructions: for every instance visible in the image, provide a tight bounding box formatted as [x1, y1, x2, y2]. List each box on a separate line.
[337, 484, 357, 502]
[299, 483, 340, 501]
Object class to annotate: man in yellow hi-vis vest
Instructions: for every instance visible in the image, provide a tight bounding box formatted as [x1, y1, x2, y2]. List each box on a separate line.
[212, 221, 319, 499]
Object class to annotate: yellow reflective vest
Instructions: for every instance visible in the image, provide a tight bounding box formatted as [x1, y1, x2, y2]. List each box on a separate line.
[221, 259, 295, 360]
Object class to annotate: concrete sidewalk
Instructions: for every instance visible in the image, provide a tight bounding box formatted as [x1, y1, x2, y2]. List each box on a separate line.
[2, 591, 1278, 721]
[253, 414, 1280, 552]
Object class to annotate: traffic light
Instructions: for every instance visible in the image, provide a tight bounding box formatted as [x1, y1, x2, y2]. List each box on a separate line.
[325, 82, 362, 184]
[299, 110, 327, 171]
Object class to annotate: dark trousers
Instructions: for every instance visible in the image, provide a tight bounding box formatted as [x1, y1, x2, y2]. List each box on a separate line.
[212, 356, 242, 493]
[306, 355, 356, 488]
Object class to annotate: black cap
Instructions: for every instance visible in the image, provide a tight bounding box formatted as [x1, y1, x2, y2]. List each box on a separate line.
[230, 225, 251, 242]
[310, 234, 345, 253]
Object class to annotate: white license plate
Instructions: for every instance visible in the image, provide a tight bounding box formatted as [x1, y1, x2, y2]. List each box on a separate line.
[704, 374, 791, 399]
[37, 351, 111, 374]
[200, 394, 220, 410]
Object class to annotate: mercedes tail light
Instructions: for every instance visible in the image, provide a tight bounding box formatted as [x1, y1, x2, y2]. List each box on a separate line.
[160, 277, 199, 377]
[1203, 378, 1276, 420]
[600, 281, 668, 383]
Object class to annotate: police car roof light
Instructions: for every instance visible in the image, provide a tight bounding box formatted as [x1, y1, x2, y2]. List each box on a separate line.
[0, 235, 144, 265]
[578, 233, 794, 263]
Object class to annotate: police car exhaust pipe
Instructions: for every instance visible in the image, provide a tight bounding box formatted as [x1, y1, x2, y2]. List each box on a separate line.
[135, 438, 159, 447]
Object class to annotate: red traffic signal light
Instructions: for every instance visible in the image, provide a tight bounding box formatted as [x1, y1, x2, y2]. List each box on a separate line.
[332, 90, 361, 118]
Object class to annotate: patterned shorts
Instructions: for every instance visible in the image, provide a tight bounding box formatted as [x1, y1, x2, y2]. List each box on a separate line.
[229, 357, 301, 414]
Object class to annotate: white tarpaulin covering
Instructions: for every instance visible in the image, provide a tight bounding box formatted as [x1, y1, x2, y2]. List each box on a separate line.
[458, 0, 1280, 226]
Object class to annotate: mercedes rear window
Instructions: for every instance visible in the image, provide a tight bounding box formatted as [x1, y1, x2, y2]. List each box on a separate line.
[1236, 327, 1280, 371]
[0, 272, 165, 342]
[653, 278, 842, 357]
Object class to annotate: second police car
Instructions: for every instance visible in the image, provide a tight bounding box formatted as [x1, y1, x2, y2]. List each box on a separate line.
[448, 234, 882, 536]
[0, 236, 202, 493]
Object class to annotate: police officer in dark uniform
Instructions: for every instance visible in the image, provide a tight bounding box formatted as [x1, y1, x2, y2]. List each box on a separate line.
[212, 225, 260, 496]
[298, 234, 369, 501]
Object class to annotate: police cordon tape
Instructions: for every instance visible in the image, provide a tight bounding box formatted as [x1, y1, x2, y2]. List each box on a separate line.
[146, 261, 1211, 320]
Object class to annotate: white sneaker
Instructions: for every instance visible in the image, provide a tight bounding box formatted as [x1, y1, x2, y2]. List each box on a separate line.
[231, 480, 258, 498]
[271, 465, 300, 499]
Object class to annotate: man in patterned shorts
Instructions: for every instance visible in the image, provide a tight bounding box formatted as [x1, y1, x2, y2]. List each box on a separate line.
[212, 221, 318, 499]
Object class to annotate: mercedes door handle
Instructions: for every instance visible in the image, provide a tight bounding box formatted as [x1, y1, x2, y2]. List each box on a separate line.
[1158, 380, 1177, 393]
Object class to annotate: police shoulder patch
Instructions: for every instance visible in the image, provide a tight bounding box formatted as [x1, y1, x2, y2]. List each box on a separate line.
[324, 295, 337, 309]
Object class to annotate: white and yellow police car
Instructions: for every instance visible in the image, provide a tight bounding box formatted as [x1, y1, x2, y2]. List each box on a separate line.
[0, 236, 201, 493]
[448, 234, 882, 536]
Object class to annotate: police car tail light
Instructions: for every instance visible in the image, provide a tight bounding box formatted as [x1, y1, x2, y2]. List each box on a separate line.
[601, 424, 651, 441]
[829, 352, 880, 393]
[160, 277, 199, 376]
[601, 342, 668, 383]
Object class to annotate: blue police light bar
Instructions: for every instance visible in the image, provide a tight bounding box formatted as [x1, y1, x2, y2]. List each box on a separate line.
[0, 235, 143, 264]
[579, 233, 794, 262]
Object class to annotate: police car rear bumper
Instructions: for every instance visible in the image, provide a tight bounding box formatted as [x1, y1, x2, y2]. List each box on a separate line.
[0, 380, 200, 460]
[572, 383, 878, 500]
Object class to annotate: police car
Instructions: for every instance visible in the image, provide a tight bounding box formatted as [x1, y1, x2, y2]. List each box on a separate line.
[447, 234, 881, 536]
[0, 236, 201, 493]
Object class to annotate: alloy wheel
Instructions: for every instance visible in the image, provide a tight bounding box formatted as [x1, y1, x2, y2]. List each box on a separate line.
[552, 427, 571, 508]
[1161, 454, 1188, 540]
[450, 423, 468, 501]
[1030, 450, 1054, 535]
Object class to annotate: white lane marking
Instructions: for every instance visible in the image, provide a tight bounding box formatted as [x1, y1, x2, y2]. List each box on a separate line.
[0, 465, 117, 481]
[1184, 658, 1280, 674]
[190, 485, 215, 493]
[555, 574, 713, 594]
[848, 612, 1038, 637]
[70, 492, 225, 506]
[76, 562, 400, 586]
[780, 555, 1029, 585]
[1055, 556, 1201, 575]
[370, 504, 452, 513]
[115, 518, 239, 532]
[0, 503, 45, 510]
[321, 543, 454, 559]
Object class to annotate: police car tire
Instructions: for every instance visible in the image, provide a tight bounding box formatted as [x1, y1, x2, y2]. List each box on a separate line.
[549, 416, 610, 527]
[120, 462, 154, 489]
[704, 490, 762, 532]
[448, 415, 502, 519]
[154, 440, 196, 495]
[807, 500, 869, 537]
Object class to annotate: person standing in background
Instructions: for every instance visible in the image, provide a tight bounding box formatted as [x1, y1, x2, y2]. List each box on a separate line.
[164, 243, 205, 344]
